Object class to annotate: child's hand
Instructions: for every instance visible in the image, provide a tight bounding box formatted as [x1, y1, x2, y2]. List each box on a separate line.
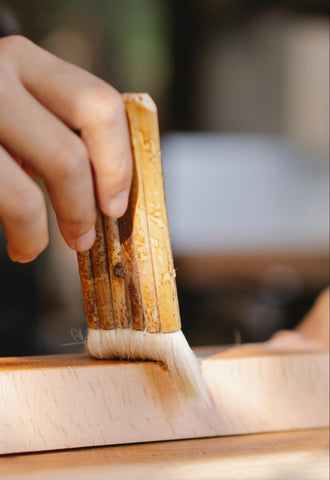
[0, 35, 132, 262]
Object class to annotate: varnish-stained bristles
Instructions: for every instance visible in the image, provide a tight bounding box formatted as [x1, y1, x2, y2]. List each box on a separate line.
[77, 93, 209, 402]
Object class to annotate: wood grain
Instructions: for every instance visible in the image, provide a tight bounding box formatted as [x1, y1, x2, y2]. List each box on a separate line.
[121, 93, 181, 333]
[104, 216, 131, 329]
[77, 250, 100, 329]
[123, 94, 181, 333]
[90, 211, 115, 329]
[0, 429, 328, 480]
[0, 345, 328, 455]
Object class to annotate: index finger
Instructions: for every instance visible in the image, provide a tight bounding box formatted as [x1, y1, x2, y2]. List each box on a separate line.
[5, 36, 132, 218]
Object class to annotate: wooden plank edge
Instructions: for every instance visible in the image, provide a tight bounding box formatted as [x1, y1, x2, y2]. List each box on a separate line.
[0, 346, 328, 454]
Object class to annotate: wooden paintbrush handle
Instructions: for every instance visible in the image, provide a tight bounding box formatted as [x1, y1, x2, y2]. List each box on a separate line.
[77, 93, 181, 334]
[122, 93, 181, 333]
[103, 216, 132, 329]
[77, 250, 100, 329]
[89, 211, 115, 329]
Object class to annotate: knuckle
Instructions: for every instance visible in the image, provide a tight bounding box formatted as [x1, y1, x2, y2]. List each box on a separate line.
[0, 34, 30, 55]
[110, 163, 131, 191]
[9, 186, 45, 225]
[51, 141, 89, 180]
[0, 37, 23, 90]
[107, 156, 132, 190]
[89, 85, 125, 126]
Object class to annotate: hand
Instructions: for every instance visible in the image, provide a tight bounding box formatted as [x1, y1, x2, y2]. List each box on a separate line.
[269, 287, 329, 350]
[0, 35, 132, 262]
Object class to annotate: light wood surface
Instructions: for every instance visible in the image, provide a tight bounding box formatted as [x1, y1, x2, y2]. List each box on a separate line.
[0, 345, 328, 455]
[1, 429, 328, 480]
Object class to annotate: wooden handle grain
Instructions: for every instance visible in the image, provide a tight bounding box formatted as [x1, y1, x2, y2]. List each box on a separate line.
[122, 93, 181, 333]
[89, 211, 115, 329]
[77, 93, 181, 334]
[77, 250, 100, 329]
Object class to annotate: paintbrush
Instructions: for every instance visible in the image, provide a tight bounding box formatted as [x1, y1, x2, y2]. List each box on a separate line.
[77, 93, 208, 401]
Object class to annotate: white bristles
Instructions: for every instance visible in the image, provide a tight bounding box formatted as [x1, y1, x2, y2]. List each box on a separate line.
[87, 329, 210, 403]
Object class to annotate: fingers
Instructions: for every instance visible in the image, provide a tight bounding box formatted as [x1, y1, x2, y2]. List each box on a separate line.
[0, 80, 96, 251]
[0, 145, 48, 262]
[80, 93, 132, 218]
[5, 35, 132, 218]
[295, 287, 329, 348]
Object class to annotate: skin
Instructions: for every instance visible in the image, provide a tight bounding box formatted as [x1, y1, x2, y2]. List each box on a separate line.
[0, 35, 132, 263]
[269, 287, 329, 350]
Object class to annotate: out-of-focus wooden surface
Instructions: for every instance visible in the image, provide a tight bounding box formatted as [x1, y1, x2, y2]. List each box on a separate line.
[1, 429, 328, 480]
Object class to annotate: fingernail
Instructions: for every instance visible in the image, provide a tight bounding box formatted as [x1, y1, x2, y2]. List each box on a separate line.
[74, 226, 96, 252]
[107, 190, 129, 218]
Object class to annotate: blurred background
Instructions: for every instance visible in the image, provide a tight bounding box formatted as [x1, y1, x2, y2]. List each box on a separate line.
[0, 0, 328, 355]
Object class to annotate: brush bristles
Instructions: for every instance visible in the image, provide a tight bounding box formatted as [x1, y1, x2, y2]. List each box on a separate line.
[87, 329, 209, 403]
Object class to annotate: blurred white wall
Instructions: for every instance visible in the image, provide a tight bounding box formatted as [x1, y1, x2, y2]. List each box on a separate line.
[162, 134, 329, 255]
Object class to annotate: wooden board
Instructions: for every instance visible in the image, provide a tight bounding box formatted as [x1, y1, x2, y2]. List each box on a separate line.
[0, 345, 328, 455]
[1, 429, 328, 480]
